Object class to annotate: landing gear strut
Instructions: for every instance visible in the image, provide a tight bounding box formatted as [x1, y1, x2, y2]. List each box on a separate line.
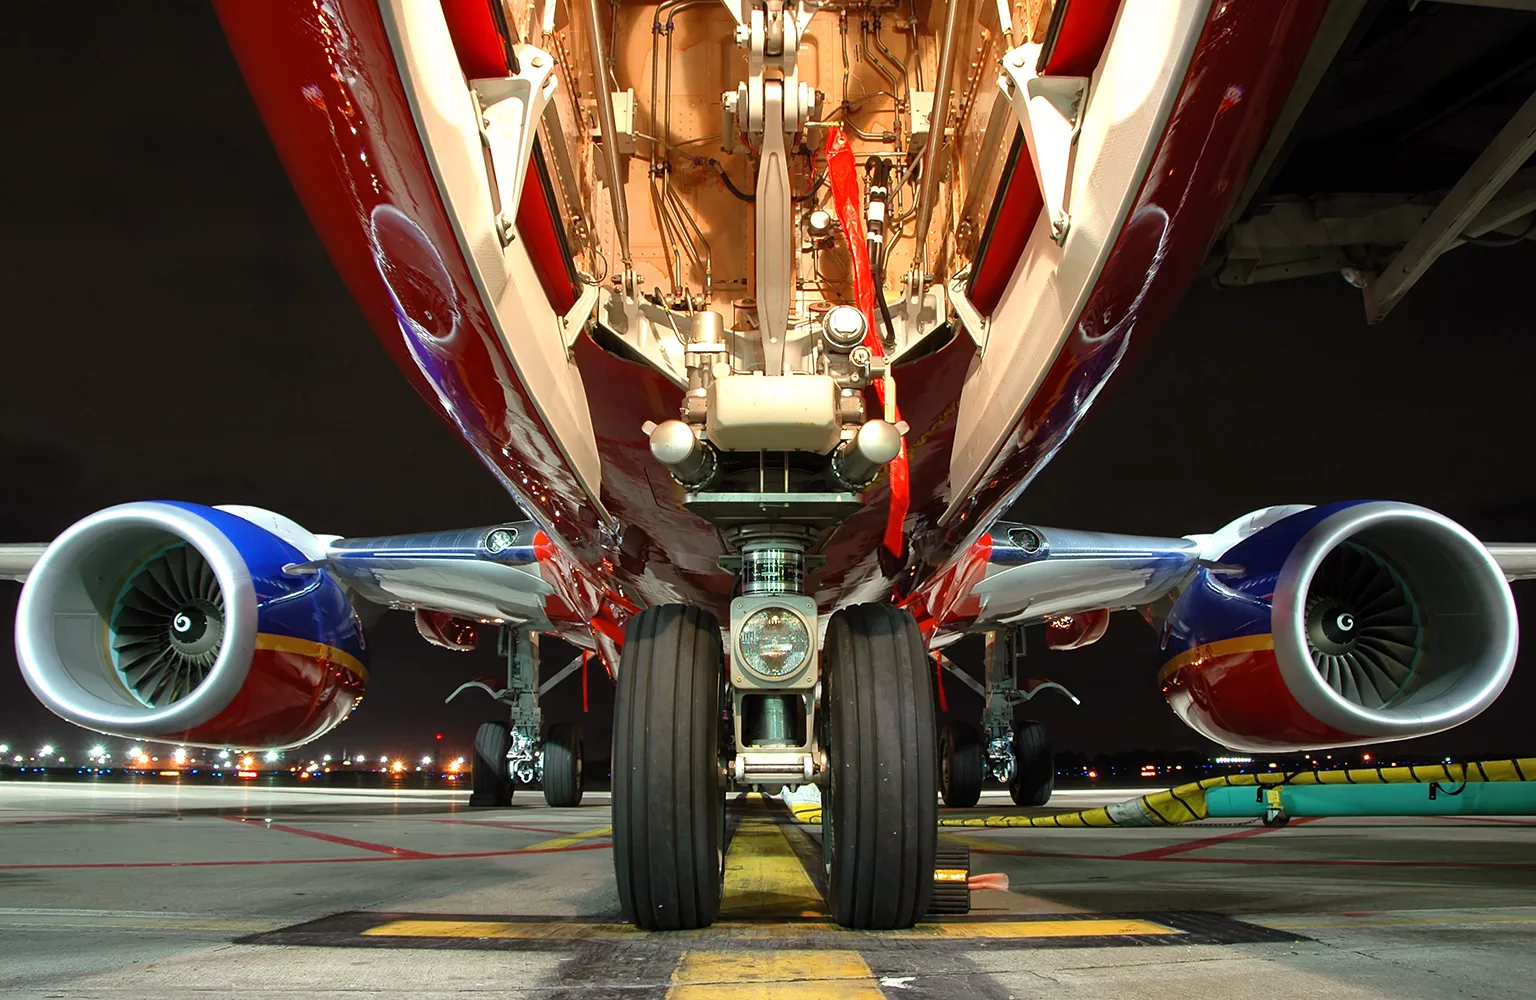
[976, 628, 1060, 807]
[452, 630, 590, 808]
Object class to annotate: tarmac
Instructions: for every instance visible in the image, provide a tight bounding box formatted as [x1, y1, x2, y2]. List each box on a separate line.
[1, 779, 1534, 998]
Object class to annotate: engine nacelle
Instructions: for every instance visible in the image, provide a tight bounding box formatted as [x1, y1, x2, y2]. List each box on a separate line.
[1161, 501, 1516, 751]
[15, 502, 367, 749]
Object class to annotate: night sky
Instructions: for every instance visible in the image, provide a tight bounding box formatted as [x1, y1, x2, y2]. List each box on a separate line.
[2, 3, 1533, 760]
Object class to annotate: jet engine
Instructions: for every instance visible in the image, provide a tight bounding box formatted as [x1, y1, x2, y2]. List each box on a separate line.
[15, 502, 367, 749]
[1160, 502, 1516, 751]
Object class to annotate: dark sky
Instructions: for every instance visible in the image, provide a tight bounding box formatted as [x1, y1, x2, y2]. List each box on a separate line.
[2, 3, 1533, 760]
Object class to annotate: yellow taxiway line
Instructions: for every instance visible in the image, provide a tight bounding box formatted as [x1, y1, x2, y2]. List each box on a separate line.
[357, 795, 1178, 981]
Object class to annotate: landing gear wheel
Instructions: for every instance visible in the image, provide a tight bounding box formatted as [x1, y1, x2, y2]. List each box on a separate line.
[612, 605, 725, 930]
[1009, 719, 1053, 807]
[469, 720, 513, 807]
[542, 723, 583, 807]
[823, 603, 937, 929]
[939, 723, 984, 808]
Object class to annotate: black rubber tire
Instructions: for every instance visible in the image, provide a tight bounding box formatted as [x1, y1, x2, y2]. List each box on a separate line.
[470, 721, 513, 807]
[543, 723, 583, 807]
[939, 723, 985, 808]
[1009, 719, 1054, 807]
[612, 605, 725, 930]
[823, 603, 937, 929]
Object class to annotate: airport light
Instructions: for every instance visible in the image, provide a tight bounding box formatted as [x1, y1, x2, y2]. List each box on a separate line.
[90, 745, 106, 758]
[172, 748, 187, 764]
[390, 760, 405, 773]
[420, 756, 432, 766]
[129, 746, 144, 758]
[39, 745, 53, 757]
[322, 754, 332, 762]
[264, 751, 279, 763]
[0, 744, 8, 754]
[218, 750, 231, 760]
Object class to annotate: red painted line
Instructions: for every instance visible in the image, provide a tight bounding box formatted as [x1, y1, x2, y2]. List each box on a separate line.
[1118, 818, 1319, 861]
[0, 840, 612, 872]
[222, 816, 434, 858]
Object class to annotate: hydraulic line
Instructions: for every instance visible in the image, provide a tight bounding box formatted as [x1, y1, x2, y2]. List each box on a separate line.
[584, 0, 631, 267]
[911, 0, 970, 276]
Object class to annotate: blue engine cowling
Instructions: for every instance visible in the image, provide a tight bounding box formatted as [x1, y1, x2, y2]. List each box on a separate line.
[1160, 501, 1517, 751]
[15, 502, 367, 749]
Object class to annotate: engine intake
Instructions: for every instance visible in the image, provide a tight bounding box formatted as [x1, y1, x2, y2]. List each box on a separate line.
[15, 502, 367, 749]
[1161, 502, 1516, 751]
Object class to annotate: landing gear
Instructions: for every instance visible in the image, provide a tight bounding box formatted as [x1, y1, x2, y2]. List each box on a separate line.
[470, 721, 514, 807]
[939, 723, 984, 808]
[1009, 719, 1054, 807]
[542, 723, 583, 807]
[823, 604, 936, 929]
[612, 605, 726, 930]
[454, 630, 592, 808]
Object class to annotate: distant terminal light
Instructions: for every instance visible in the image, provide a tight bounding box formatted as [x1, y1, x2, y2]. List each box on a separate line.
[1213, 756, 1254, 764]
[264, 751, 279, 763]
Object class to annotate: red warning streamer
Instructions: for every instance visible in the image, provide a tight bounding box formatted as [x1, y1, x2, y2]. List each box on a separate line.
[824, 127, 910, 557]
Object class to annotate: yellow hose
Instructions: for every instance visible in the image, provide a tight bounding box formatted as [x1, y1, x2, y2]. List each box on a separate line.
[934, 758, 1536, 828]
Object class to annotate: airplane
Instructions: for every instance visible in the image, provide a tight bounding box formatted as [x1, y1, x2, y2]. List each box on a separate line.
[6, 0, 1536, 932]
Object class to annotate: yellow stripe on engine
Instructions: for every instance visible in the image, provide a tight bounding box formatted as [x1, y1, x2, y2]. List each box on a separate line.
[254, 633, 369, 682]
[1157, 633, 1275, 683]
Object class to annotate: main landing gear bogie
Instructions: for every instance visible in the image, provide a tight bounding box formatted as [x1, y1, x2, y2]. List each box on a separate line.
[461, 629, 592, 810]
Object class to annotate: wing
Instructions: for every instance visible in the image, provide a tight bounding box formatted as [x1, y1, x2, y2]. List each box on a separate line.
[1483, 544, 1536, 581]
[914, 505, 1534, 642]
[317, 524, 556, 628]
[0, 544, 47, 583]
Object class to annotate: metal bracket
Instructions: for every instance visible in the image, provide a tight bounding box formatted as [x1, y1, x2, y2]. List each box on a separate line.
[998, 44, 1088, 246]
[473, 45, 558, 246]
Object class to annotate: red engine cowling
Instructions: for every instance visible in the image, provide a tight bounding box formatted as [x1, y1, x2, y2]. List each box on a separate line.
[15, 502, 367, 750]
[1159, 501, 1517, 751]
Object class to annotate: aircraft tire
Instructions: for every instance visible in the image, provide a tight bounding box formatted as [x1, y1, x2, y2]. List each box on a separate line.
[1009, 719, 1054, 807]
[940, 723, 985, 808]
[542, 723, 583, 807]
[612, 604, 725, 930]
[470, 720, 514, 807]
[823, 603, 936, 929]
